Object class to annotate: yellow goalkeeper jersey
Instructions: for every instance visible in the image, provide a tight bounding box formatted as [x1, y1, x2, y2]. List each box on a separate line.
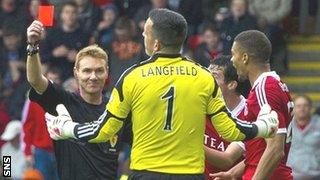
[102, 53, 249, 174]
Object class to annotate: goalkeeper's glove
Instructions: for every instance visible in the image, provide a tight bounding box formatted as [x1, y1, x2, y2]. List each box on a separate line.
[45, 104, 78, 140]
[254, 104, 279, 138]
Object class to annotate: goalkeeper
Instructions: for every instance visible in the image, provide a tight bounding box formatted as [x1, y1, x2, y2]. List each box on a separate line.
[46, 9, 279, 180]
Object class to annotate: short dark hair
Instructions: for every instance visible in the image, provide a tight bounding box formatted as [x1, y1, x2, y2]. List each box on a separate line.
[148, 8, 187, 49]
[234, 30, 272, 64]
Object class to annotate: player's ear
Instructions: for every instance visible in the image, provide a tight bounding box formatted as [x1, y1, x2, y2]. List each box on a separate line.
[73, 67, 78, 80]
[153, 39, 161, 52]
[228, 81, 238, 91]
[242, 52, 249, 65]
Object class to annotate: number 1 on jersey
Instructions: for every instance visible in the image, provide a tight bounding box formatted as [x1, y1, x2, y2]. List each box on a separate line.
[161, 86, 175, 131]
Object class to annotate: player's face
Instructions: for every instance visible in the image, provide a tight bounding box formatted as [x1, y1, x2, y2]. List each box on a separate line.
[203, 30, 219, 48]
[75, 56, 108, 95]
[61, 5, 77, 27]
[209, 64, 237, 94]
[142, 18, 156, 56]
[231, 42, 248, 80]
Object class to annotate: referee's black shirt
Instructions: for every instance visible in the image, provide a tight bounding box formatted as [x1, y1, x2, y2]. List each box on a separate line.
[29, 82, 132, 180]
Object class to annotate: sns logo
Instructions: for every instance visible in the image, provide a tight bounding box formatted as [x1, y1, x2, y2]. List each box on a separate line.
[3, 156, 11, 177]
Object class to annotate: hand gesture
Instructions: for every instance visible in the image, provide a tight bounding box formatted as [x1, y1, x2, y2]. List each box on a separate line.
[52, 45, 69, 58]
[27, 20, 44, 45]
[210, 171, 236, 180]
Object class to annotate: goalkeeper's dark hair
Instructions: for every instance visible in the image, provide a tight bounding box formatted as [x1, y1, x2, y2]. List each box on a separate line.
[148, 8, 187, 51]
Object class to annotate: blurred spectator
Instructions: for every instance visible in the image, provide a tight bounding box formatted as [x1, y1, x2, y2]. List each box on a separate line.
[93, 0, 114, 7]
[1, 120, 27, 179]
[178, 0, 203, 35]
[134, 0, 169, 35]
[62, 77, 78, 92]
[0, 0, 27, 38]
[193, 25, 222, 67]
[0, 25, 29, 120]
[167, 0, 182, 11]
[46, 66, 62, 85]
[287, 95, 320, 179]
[93, 4, 118, 48]
[23, 168, 44, 180]
[249, 0, 291, 75]
[220, 0, 257, 54]
[41, 1, 89, 80]
[295, 0, 320, 34]
[0, 100, 10, 147]
[249, 0, 291, 29]
[22, 67, 61, 180]
[0, 25, 26, 87]
[202, 0, 230, 24]
[114, 0, 150, 17]
[75, 0, 101, 35]
[5, 77, 30, 120]
[315, 105, 320, 116]
[106, 17, 145, 94]
[117, 144, 131, 179]
[26, 0, 40, 24]
[22, 100, 58, 180]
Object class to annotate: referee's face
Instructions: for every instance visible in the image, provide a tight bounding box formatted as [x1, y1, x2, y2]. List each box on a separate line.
[143, 18, 156, 56]
[75, 56, 108, 95]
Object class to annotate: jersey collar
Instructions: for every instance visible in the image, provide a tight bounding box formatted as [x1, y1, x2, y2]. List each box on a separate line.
[252, 71, 280, 89]
[152, 53, 182, 59]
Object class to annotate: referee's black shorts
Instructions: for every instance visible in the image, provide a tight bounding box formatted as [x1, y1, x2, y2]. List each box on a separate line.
[128, 170, 204, 180]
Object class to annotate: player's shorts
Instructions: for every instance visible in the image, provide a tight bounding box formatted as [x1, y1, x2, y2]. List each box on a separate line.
[128, 170, 204, 180]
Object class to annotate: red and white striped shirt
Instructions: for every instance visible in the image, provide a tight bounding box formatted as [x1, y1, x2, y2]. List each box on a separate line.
[236, 71, 293, 179]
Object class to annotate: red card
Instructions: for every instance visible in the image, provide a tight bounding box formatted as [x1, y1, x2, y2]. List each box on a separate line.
[38, 5, 54, 27]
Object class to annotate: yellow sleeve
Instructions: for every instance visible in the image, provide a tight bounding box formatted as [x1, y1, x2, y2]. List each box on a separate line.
[73, 74, 133, 143]
[88, 117, 124, 143]
[207, 80, 256, 142]
[106, 78, 132, 118]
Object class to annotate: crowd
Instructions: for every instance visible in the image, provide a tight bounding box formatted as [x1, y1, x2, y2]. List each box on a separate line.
[0, 0, 319, 180]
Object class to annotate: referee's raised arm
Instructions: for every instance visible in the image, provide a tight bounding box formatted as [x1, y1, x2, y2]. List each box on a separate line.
[26, 20, 49, 94]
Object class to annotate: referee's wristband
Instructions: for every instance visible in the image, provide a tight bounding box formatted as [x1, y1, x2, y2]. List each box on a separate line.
[26, 43, 39, 56]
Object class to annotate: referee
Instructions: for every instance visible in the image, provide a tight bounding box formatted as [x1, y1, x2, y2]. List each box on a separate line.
[47, 9, 278, 180]
[26, 21, 132, 179]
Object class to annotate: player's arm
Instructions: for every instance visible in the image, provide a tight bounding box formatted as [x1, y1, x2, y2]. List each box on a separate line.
[207, 80, 278, 141]
[46, 74, 133, 143]
[253, 134, 286, 179]
[210, 160, 246, 179]
[204, 142, 244, 170]
[26, 20, 49, 94]
[73, 110, 125, 143]
[253, 83, 288, 179]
